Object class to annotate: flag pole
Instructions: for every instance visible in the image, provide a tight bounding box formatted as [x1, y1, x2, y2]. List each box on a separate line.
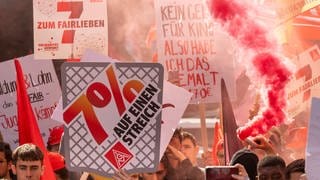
[199, 102, 208, 153]
[221, 78, 243, 165]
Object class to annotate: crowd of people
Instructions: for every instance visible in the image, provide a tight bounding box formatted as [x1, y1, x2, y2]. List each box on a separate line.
[111, 127, 307, 180]
[0, 123, 308, 180]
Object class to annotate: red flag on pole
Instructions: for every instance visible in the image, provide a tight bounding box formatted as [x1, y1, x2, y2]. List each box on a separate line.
[212, 122, 222, 165]
[221, 78, 243, 165]
[15, 59, 56, 179]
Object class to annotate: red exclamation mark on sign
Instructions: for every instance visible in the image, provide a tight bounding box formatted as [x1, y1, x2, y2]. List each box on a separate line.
[295, 65, 312, 102]
[309, 48, 320, 62]
[57, 2, 83, 43]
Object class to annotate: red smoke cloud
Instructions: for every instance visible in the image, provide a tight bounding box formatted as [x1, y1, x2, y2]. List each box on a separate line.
[207, 0, 292, 140]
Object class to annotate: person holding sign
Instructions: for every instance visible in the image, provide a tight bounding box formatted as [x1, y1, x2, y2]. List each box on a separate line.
[46, 125, 64, 153]
[48, 152, 69, 180]
[286, 159, 306, 180]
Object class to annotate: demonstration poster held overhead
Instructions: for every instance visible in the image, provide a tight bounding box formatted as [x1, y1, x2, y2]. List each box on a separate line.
[33, 0, 108, 59]
[61, 62, 163, 176]
[272, 0, 320, 24]
[154, 0, 236, 103]
[286, 45, 320, 117]
[0, 55, 62, 149]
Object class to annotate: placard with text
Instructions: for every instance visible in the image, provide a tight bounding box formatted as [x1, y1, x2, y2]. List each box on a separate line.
[61, 62, 163, 176]
[272, 0, 320, 24]
[154, 0, 236, 103]
[0, 55, 62, 149]
[33, 0, 108, 59]
[286, 45, 320, 117]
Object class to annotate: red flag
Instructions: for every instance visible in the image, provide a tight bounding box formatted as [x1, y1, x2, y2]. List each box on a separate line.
[15, 59, 56, 179]
[221, 78, 243, 165]
[212, 122, 222, 165]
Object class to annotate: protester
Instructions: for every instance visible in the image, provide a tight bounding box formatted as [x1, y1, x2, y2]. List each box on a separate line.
[47, 125, 82, 179]
[140, 157, 167, 180]
[181, 131, 200, 166]
[246, 129, 296, 165]
[257, 155, 286, 180]
[268, 127, 295, 163]
[88, 172, 111, 180]
[162, 128, 182, 179]
[231, 163, 250, 180]
[162, 128, 205, 180]
[246, 134, 276, 160]
[47, 125, 64, 152]
[0, 142, 15, 180]
[112, 169, 139, 180]
[267, 128, 283, 152]
[286, 158, 306, 180]
[11, 143, 44, 180]
[79, 172, 95, 180]
[230, 148, 259, 180]
[48, 152, 69, 180]
[285, 127, 308, 161]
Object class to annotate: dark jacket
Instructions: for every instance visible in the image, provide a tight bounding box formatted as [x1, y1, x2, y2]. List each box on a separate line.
[165, 158, 205, 180]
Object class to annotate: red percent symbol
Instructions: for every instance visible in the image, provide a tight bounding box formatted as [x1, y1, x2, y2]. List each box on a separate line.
[63, 65, 144, 144]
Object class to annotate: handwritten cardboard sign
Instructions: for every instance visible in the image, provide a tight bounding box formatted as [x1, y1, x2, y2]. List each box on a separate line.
[61, 62, 163, 176]
[155, 0, 236, 103]
[0, 55, 62, 149]
[33, 0, 108, 59]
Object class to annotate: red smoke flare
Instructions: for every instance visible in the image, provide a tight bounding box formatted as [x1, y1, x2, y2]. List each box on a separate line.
[207, 0, 292, 140]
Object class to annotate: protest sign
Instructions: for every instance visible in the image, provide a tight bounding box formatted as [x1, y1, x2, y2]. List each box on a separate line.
[155, 0, 236, 103]
[51, 50, 117, 123]
[160, 81, 192, 156]
[0, 55, 62, 149]
[33, 0, 108, 59]
[61, 62, 164, 176]
[286, 45, 320, 117]
[273, 0, 320, 24]
[51, 51, 192, 161]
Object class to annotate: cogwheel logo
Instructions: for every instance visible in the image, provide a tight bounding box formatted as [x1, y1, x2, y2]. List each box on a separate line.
[105, 142, 133, 169]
